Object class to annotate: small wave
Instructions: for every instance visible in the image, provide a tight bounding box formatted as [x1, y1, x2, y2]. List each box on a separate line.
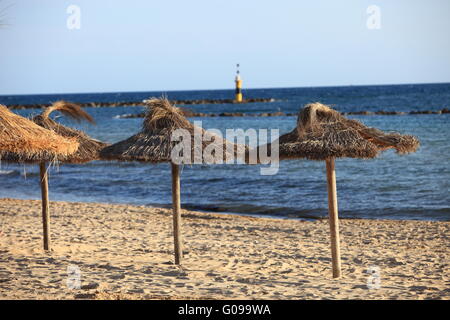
[180, 202, 323, 220]
[0, 170, 17, 176]
[113, 113, 142, 119]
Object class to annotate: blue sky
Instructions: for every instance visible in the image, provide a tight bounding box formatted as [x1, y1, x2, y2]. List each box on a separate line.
[0, 0, 449, 95]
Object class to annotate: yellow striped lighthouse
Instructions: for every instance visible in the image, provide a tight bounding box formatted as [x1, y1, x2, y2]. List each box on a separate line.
[235, 63, 243, 103]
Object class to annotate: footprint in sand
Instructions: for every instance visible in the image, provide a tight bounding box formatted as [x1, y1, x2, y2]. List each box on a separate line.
[141, 267, 154, 274]
[161, 270, 188, 277]
[74, 293, 96, 299]
[279, 269, 293, 274]
[109, 274, 126, 280]
[80, 282, 100, 290]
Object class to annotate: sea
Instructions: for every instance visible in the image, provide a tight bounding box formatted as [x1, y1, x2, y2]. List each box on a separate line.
[1, 83, 449, 221]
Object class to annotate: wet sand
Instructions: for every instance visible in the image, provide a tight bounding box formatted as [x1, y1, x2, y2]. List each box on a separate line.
[0, 198, 448, 300]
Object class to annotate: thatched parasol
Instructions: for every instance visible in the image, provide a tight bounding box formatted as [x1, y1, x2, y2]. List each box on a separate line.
[1, 102, 106, 251]
[101, 98, 248, 265]
[32, 101, 108, 251]
[260, 103, 420, 278]
[101, 98, 245, 163]
[0, 104, 79, 251]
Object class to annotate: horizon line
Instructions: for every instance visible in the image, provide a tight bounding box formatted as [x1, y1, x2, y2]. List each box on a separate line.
[1, 81, 449, 97]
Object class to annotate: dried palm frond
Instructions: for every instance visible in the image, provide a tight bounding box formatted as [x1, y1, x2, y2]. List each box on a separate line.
[41, 100, 95, 123]
[32, 101, 107, 163]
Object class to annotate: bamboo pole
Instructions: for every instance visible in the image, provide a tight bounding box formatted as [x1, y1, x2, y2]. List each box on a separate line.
[39, 162, 50, 251]
[171, 162, 182, 265]
[326, 158, 341, 278]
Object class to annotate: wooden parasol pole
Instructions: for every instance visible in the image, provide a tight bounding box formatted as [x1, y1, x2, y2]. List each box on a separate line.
[326, 158, 341, 278]
[39, 162, 51, 251]
[171, 162, 182, 265]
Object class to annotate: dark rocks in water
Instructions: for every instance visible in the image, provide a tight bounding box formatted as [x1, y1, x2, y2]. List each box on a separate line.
[374, 111, 407, 115]
[410, 110, 444, 115]
[345, 111, 375, 115]
[178, 108, 208, 117]
[117, 110, 289, 119]
[115, 107, 450, 119]
[259, 111, 285, 117]
[218, 112, 245, 117]
[7, 97, 276, 110]
[173, 97, 275, 105]
[345, 108, 450, 116]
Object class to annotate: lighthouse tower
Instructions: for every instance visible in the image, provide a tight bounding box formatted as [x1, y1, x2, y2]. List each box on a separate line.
[235, 63, 243, 103]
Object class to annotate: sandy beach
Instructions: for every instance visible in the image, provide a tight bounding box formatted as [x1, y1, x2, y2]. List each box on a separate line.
[0, 198, 448, 300]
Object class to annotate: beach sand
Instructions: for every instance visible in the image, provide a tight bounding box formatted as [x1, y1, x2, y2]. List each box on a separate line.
[0, 198, 448, 300]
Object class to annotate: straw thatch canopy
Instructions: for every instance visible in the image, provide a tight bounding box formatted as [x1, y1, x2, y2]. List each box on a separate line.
[262, 103, 419, 161]
[100, 98, 248, 163]
[32, 101, 108, 164]
[0, 104, 79, 163]
[100, 98, 250, 265]
[252, 103, 420, 278]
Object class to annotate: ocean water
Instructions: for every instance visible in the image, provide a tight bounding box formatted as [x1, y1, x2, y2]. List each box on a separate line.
[0, 83, 449, 221]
